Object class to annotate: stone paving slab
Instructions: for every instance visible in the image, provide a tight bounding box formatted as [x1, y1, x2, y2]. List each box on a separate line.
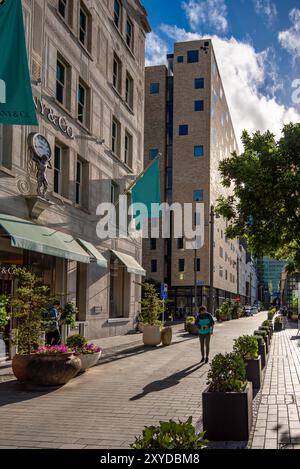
[0, 312, 267, 449]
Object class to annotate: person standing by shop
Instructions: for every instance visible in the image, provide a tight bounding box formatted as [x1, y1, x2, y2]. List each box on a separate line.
[42, 301, 62, 346]
[195, 306, 215, 364]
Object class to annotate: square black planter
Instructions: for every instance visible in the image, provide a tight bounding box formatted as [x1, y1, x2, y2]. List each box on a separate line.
[202, 383, 253, 441]
[259, 343, 266, 369]
[245, 357, 262, 389]
[274, 322, 282, 332]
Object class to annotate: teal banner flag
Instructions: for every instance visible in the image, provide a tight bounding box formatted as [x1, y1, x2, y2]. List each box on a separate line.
[0, 0, 38, 125]
[131, 158, 161, 219]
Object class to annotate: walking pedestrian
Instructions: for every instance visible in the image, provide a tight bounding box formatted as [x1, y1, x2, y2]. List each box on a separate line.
[195, 306, 215, 364]
[42, 301, 62, 345]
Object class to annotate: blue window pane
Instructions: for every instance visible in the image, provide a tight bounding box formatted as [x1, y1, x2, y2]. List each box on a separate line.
[149, 148, 159, 160]
[195, 78, 204, 89]
[194, 146, 204, 157]
[179, 125, 188, 136]
[194, 190, 204, 201]
[150, 83, 160, 94]
[187, 50, 199, 63]
[177, 56, 184, 63]
[195, 100, 204, 111]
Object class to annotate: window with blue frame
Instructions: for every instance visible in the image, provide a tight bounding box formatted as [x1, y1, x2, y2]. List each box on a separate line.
[150, 82, 160, 94]
[195, 100, 204, 111]
[194, 146, 204, 157]
[179, 125, 188, 136]
[195, 78, 204, 89]
[194, 190, 204, 201]
[149, 148, 159, 160]
[177, 56, 184, 63]
[187, 50, 199, 63]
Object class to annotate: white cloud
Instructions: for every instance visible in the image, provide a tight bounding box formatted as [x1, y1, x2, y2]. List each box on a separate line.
[254, 0, 277, 26]
[157, 25, 300, 149]
[145, 32, 168, 66]
[182, 0, 228, 33]
[278, 9, 300, 62]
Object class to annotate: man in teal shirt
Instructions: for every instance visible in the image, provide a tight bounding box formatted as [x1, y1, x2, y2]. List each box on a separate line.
[195, 306, 215, 363]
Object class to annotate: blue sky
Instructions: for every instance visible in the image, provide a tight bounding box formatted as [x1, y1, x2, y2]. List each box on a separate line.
[142, 0, 300, 146]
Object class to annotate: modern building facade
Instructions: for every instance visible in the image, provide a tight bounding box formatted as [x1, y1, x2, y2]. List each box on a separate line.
[256, 257, 287, 307]
[143, 40, 247, 315]
[0, 0, 150, 352]
[238, 240, 258, 306]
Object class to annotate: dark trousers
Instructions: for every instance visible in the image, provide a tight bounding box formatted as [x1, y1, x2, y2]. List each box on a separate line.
[46, 329, 61, 346]
[199, 334, 211, 358]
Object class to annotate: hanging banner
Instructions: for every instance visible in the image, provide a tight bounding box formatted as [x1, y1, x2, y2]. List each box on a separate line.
[0, 0, 38, 125]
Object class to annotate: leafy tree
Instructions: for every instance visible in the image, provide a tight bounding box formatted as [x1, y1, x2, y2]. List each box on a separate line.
[216, 125, 300, 269]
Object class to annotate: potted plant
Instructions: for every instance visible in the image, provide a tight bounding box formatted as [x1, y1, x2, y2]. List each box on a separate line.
[161, 326, 172, 346]
[233, 335, 262, 389]
[262, 320, 273, 335]
[0, 295, 9, 358]
[254, 330, 269, 353]
[130, 417, 208, 449]
[202, 352, 253, 441]
[259, 325, 272, 343]
[27, 344, 81, 386]
[10, 268, 51, 382]
[267, 308, 276, 321]
[253, 335, 266, 370]
[274, 316, 283, 332]
[185, 316, 198, 334]
[67, 334, 102, 372]
[140, 283, 164, 346]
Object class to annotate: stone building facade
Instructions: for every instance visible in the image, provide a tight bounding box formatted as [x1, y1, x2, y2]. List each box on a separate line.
[143, 40, 249, 315]
[0, 0, 150, 345]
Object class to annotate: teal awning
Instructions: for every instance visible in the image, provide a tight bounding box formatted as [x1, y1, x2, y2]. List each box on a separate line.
[111, 250, 146, 276]
[78, 239, 108, 268]
[0, 214, 90, 264]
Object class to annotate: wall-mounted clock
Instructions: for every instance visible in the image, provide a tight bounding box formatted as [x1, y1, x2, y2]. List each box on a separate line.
[28, 133, 52, 159]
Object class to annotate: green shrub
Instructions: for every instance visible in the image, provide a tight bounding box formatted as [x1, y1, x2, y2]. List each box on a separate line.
[233, 335, 259, 360]
[253, 335, 264, 346]
[60, 302, 78, 327]
[0, 295, 9, 330]
[185, 316, 196, 324]
[130, 417, 208, 449]
[262, 320, 272, 328]
[207, 352, 247, 393]
[66, 334, 87, 349]
[275, 316, 282, 323]
[254, 330, 267, 338]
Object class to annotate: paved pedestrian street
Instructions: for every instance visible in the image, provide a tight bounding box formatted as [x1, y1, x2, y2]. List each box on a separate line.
[0, 311, 299, 450]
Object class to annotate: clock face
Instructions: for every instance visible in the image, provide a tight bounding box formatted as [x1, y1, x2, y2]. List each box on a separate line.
[31, 133, 52, 159]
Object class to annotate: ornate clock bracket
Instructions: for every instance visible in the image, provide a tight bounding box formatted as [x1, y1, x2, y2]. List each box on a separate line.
[24, 195, 55, 220]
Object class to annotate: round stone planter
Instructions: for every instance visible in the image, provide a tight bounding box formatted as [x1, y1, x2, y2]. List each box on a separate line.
[137, 322, 144, 333]
[78, 351, 102, 372]
[187, 324, 199, 335]
[143, 324, 161, 346]
[27, 353, 81, 386]
[161, 327, 172, 346]
[12, 354, 35, 382]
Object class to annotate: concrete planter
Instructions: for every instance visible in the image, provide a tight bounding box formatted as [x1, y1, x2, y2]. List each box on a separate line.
[143, 325, 161, 346]
[259, 342, 266, 370]
[12, 354, 35, 381]
[137, 322, 144, 333]
[78, 351, 102, 372]
[202, 382, 253, 441]
[27, 353, 81, 386]
[161, 327, 172, 346]
[245, 357, 262, 389]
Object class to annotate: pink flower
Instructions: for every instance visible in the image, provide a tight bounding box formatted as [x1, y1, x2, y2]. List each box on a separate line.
[36, 344, 70, 354]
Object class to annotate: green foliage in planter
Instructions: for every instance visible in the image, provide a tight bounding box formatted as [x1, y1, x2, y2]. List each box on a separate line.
[60, 302, 78, 327]
[253, 335, 264, 346]
[185, 316, 196, 324]
[66, 334, 87, 349]
[275, 316, 282, 323]
[130, 417, 208, 449]
[10, 268, 51, 355]
[254, 330, 267, 338]
[233, 335, 259, 360]
[0, 295, 9, 330]
[262, 320, 272, 328]
[139, 283, 164, 326]
[207, 352, 247, 393]
[259, 326, 270, 334]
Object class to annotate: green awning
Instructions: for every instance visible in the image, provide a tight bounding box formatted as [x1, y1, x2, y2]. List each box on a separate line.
[0, 214, 90, 264]
[78, 239, 108, 268]
[111, 250, 146, 276]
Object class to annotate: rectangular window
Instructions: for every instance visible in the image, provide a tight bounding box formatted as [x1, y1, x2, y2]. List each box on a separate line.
[187, 50, 199, 63]
[194, 146, 204, 157]
[75, 159, 82, 205]
[114, 0, 121, 29]
[219, 266, 223, 278]
[177, 56, 184, 63]
[124, 131, 133, 167]
[112, 118, 121, 156]
[56, 59, 66, 105]
[125, 73, 133, 109]
[58, 0, 67, 19]
[150, 239, 157, 250]
[126, 17, 134, 50]
[79, 7, 88, 48]
[151, 260, 157, 273]
[149, 148, 159, 160]
[194, 190, 203, 202]
[195, 258, 201, 272]
[179, 125, 188, 136]
[195, 78, 204, 89]
[113, 54, 122, 94]
[177, 237, 184, 249]
[219, 246, 223, 258]
[179, 259, 185, 272]
[54, 145, 62, 194]
[150, 82, 160, 94]
[77, 81, 89, 127]
[195, 100, 204, 111]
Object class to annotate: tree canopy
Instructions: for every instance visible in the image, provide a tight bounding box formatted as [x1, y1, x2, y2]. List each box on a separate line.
[216, 123, 300, 270]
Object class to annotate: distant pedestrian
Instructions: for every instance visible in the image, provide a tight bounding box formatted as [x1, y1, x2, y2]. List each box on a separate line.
[195, 306, 215, 364]
[42, 301, 62, 345]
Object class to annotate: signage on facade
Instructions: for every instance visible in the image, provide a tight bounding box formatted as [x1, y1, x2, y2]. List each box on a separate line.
[33, 96, 74, 139]
[160, 283, 168, 300]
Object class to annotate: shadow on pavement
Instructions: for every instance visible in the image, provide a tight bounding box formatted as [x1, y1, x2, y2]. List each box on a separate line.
[0, 379, 59, 407]
[129, 363, 204, 401]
